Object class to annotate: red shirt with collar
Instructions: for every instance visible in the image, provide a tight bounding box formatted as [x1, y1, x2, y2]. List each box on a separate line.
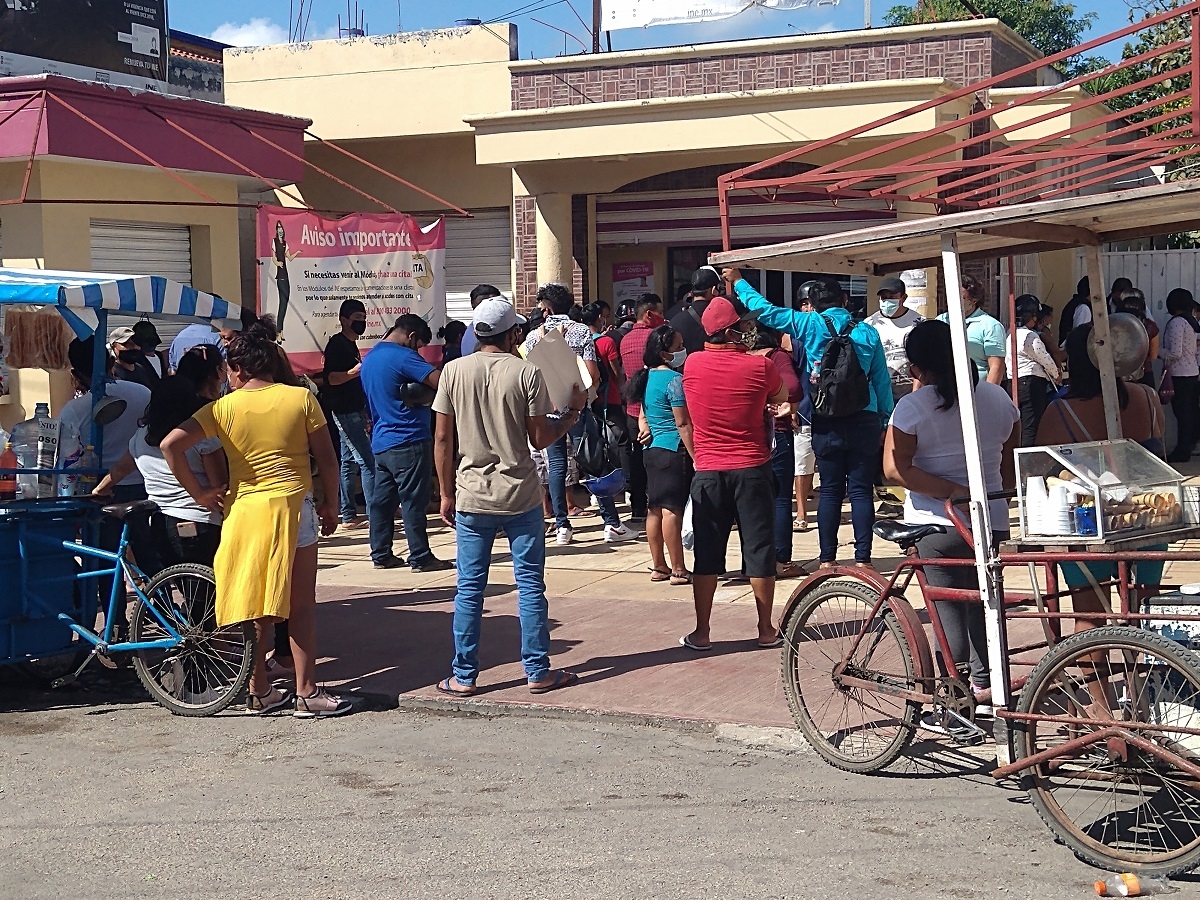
[683, 342, 784, 472]
[619, 321, 655, 417]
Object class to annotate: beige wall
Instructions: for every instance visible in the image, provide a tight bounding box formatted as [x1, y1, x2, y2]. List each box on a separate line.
[0, 159, 243, 427]
[224, 25, 517, 141]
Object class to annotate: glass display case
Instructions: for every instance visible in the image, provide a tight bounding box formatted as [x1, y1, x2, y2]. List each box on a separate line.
[1014, 439, 1184, 542]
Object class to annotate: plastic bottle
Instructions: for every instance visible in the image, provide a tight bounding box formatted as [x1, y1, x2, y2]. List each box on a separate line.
[10, 402, 50, 499]
[57, 441, 83, 497]
[75, 446, 99, 496]
[1095, 873, 1175, 896]
[0, 442, 16, 502]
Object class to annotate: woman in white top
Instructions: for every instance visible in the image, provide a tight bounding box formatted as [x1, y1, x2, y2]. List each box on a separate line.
[1007, 294, 1061, 446]
[94, 366, 228, 572]
[884, 320, 1020, 719]
[1159, 288, 1200, 462]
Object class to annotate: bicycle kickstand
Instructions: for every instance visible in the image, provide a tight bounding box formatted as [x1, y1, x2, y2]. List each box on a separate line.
[50, 648, 99, 689]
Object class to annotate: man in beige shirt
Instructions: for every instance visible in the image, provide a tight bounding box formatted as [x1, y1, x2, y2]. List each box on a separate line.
[432, 298, 585, 697]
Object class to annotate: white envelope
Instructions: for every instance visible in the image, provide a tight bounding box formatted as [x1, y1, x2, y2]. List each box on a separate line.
[526, 329, 594, 411]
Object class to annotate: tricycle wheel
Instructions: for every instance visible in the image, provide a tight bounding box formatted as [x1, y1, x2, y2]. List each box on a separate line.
[781, 578, 918, 773]
[1015, 625, 1200, 877]
[15, 647, 88, 685]
[130, 564, 254, 716]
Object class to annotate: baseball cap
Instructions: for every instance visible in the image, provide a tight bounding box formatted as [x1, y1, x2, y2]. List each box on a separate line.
[107, 325, 137, 348]
[691, 266, 723, 292]
[131, 320, 161, 349]
[701, 296, 759, 336]
[878, 276, 906, 295]
[472, 297, 527, 337]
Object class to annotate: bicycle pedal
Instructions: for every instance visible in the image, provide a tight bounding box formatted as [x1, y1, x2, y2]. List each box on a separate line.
[50, 673, 77, 688]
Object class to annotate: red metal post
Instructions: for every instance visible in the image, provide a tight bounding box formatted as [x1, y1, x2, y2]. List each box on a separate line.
[1008, 257, 1018, 404]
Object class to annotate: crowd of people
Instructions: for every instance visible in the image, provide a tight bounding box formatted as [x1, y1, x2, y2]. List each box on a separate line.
[69, 260, 1194, 715]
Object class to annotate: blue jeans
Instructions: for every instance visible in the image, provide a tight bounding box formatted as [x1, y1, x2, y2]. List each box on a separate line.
[545, 421, 621, 530]
[451, 505, 551, 686]
[770, 430, 795, 564]
[369, 440, 433, 566]
[811, 412, 880, 564]
[333, 410, 376, 522]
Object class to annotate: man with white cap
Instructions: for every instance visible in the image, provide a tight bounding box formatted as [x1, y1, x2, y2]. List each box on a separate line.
[432, 297, 583, 696]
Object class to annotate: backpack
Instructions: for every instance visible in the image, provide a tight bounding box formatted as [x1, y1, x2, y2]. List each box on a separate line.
[812, 316, 870, 418]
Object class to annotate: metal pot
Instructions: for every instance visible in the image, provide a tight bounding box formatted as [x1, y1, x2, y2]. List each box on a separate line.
[1088, 312, 1149, 379]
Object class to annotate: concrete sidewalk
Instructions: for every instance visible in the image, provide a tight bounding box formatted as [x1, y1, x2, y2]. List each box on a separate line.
[312, 467, 1200, 728]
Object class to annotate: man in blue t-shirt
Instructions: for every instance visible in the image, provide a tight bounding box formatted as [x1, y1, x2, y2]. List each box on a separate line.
[360, 314, 452, 572]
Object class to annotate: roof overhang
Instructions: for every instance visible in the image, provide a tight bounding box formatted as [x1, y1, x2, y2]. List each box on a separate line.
[467, 78, 969, 168]
[710, 179, 1200, 275]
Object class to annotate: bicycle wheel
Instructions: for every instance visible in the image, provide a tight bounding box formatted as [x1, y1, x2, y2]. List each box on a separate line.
[130, 564, 254, 717]
[1016, 626, 1200, 877]
[781, 578, 919, 773]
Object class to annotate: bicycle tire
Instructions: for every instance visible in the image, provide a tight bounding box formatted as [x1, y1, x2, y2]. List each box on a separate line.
[781, 578, 919, 773]
[1015, 625, 1200, 877]
[130, 564, 254, 717]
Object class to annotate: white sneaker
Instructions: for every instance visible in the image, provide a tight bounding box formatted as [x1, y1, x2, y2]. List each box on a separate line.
[556, 525, 574, 546]
[604, 524, 637, 543]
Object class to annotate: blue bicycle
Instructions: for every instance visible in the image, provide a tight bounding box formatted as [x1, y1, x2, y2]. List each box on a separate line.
[9, 497, 254, 716]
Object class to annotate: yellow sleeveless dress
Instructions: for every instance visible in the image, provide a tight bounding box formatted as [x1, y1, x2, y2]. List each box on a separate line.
[193, 384, 327, 626]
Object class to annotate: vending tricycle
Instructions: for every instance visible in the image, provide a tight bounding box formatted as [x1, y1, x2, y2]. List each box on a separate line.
[0, 267, 252, 715]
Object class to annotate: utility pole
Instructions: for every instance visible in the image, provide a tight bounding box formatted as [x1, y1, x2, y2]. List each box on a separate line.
[865, 0, 871, 28]
[593, 0, 601, 53]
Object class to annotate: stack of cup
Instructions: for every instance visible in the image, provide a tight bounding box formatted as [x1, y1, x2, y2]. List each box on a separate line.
[1026, 476, 1049, 534]
[1049, 485, 1073, 535]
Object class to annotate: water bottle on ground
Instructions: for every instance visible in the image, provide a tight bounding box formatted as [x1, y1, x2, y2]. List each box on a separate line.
[76, 445, 100, 496]
[0, 442, 17, 502]
[1095, 873, 1175, 896]
[11, 402, 50, 499]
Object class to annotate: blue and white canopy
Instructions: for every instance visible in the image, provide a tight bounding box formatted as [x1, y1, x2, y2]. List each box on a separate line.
[0, 267, 241, 337]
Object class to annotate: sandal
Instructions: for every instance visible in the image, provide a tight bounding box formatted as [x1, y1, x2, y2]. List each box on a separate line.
[247, 686, 293, 715]
[650, 567, 672, 582]
[265, 655, 295, 680]
[670, 571, 692, 586]
[793, 519, 809, 532]
[293, 688, 353, 719]
[776, 561, 808, 579]
[435, 676, 477, 697]
[529, 670, 578, 694]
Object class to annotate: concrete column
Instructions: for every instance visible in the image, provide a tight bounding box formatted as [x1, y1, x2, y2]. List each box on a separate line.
[534, 192, 574, 290]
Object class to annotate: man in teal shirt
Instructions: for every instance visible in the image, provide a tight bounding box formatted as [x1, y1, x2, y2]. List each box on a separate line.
[722, 269, 893, 568]
[937, 273, 1007, 384]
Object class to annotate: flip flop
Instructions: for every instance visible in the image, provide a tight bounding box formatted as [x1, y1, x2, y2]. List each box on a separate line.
[435, 677, 477, 697]
[669, 571, 692, 586]
[793, 519, 809, 532]
[755, 635, 784, 649]
[528, 670, 577, 694]
[679, 633, 712, 652]
[650, 567, 672, 582]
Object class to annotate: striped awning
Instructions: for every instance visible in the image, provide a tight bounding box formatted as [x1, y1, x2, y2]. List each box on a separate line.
[0, 267, 241, 338]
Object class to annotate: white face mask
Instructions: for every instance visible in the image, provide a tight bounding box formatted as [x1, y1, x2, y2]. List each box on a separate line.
[878, 298, 901, 317]
[669, 349, 687, 369]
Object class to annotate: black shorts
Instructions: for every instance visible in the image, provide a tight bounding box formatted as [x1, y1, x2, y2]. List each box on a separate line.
[690, 463, 777, 578]
[644, 446, 693, 513]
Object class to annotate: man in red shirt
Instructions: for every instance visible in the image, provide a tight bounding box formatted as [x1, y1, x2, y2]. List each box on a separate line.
[618, 293, 664, 521]
[681, 296, 787, 651]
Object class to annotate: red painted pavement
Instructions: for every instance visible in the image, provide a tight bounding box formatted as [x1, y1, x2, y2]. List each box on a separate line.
[314, 585, 795, 728]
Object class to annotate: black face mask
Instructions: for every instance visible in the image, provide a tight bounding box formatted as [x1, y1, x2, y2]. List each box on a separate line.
[350, 320, 367, 336]
[117, 349, 142, 364]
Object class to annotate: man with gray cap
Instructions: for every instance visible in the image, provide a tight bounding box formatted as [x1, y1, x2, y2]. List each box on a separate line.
[865, 276, 924, 405]
[432, 297, 583, 696]
[109, 325, 160, 390]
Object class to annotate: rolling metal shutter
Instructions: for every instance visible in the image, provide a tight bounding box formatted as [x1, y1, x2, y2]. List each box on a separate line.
[443, 209, 513, 326]
[90, 220, 195, 345]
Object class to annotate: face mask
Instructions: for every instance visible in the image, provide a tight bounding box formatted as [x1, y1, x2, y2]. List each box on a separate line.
[669, 349, 687, 369]
[737, 325, 758, 349]
[646, 311, 666, 328]
[878, 298, 901, 317]
[117, 349, 141, 364]
[350, 320, 367, 336]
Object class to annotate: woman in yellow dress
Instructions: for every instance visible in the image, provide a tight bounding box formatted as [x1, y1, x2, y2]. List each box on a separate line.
[162, 321, 350, 717]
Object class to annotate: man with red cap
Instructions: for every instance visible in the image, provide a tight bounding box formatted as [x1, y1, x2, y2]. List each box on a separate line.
[679, 295, 788, 651]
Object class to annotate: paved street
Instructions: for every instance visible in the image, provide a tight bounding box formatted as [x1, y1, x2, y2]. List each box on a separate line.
[0, 698, 1151, 900]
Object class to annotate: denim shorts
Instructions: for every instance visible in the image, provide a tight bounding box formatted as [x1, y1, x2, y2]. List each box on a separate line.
[297, 493, 319, 549]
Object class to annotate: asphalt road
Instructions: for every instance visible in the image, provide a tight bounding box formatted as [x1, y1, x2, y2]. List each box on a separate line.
[0, 677, 1186, 900]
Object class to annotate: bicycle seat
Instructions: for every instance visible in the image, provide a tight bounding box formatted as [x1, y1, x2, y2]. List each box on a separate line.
[873, 520, 946, 549]
[102, 499, 159, 521]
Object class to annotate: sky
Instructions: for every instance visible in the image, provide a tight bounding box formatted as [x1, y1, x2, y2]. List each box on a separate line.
[173, 0, 1141, 60]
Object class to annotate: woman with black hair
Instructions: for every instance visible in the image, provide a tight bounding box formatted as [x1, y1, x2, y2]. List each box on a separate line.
[161, 320, 348, 718]
[1160, 288, 1199, 461]
[884, 320, 1020, 724]
[93, 374, 227, 572]
[1008, 294, 1061, 446]
[629, 324, 693, 585]
[439, 320, 468, 366]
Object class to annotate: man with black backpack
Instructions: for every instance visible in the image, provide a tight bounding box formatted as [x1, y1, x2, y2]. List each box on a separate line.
[723, 269, 893, 569]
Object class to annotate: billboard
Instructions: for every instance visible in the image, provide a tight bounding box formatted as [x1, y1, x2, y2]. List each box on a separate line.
[257, 206, 447, 375]
[0, 0, 168, 92]
[601, 0, 819, 30]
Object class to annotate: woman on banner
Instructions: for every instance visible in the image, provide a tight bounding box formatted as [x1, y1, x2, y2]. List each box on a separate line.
[273, 221, 298, 331]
